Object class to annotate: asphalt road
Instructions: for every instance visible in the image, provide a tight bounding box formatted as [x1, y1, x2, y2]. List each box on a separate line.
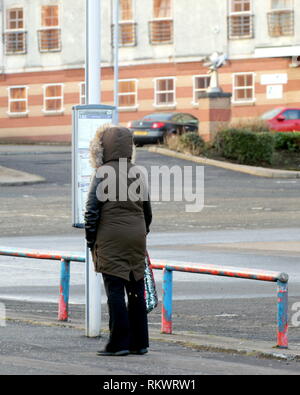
[1, 146, 300, 302]
[0, 146, 300, 236]
[1, 146, 300, 338]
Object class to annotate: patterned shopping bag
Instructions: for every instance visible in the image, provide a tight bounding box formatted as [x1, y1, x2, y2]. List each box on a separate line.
[144, 251, 158, 313]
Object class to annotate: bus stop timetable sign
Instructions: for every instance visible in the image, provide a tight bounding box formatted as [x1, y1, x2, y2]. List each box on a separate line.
[72, 105, 116, 228]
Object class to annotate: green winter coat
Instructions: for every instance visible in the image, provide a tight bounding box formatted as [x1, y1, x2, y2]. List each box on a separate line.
[84, 126, 152, 281]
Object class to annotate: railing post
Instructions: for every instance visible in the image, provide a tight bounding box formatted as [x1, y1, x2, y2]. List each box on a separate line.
[58, 259, 70, 322]
[161, 268, 173, 334]
[277, 280, 288, 349]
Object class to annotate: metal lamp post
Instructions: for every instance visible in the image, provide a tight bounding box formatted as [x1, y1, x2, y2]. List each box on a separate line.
[84, 0, 120, 337]
[113, 0, 120, 123]
[85, 0, 102, 338]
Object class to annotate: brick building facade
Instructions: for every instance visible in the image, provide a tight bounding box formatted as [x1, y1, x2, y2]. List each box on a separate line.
[0, 0, 299, 142]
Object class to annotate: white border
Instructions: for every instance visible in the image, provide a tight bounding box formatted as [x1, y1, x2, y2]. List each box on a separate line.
[39, 3, 61, 52]
[40, 3, 60, 29]
[7, 85, 29, 116]
[232, 72, 256, 104]
[152, 0, 173, 19]
[270, 0, 293, 11]
[154, 76, 176, 108]
[192, 75, 211, 105]
[4, 6, 26, 55]
[228, 0, 253, 40]
[150, 0, 173, 44]
[119, 0, 135, 23]
[118, 78, 139, 110]
[117, 0, 136, 47]
[42, 83, 65, 114]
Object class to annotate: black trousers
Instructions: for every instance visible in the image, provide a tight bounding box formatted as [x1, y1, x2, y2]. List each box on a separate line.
[102, 272, 149, 352]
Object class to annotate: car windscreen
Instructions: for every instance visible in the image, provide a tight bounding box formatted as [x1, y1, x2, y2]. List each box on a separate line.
[142, 113, 173, 121]
[261, 108, 284, 120]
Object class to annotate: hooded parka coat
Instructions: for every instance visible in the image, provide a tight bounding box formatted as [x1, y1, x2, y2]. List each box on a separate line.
[84, 126, 152, 282]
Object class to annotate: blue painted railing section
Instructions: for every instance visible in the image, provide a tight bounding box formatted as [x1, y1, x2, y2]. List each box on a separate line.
[0, 248, 289, 348]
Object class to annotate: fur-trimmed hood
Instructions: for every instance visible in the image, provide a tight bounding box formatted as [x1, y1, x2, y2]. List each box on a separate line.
[89, 125, 135, 169]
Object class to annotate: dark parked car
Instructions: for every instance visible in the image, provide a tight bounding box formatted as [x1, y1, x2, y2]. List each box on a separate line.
[261, 107, 300, 132]
[128, 112, 199, 146]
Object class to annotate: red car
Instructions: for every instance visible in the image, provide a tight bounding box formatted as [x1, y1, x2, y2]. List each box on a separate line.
[261, 107, 300, 132]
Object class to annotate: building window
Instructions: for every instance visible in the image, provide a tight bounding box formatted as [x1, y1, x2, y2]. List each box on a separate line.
[233, 73, 255, 103]
[228, 0, 254, 39]
[154, 77, 176, 107]
[268, 0, 294, 37]
[114, 0, 137, 47]
[149, 0, 173, 44]
[119, 80, 138, 109]
[8, 86, 28, 115]
[4, 8, 27, 54]
[193, 76, 211, 103]
[271, 0, 293, 8]
[38, 5, 61, 52]
[43, 84, 64, 113]
[79, 82, 86, 105]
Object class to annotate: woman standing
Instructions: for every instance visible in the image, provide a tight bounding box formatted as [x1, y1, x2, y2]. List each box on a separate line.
[85, 125, 152, 357]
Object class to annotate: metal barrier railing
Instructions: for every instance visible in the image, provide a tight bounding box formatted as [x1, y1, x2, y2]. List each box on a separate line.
[150, 260, 289, 349]
[0, 248, 84, 322]
[0, 248, 289, 349]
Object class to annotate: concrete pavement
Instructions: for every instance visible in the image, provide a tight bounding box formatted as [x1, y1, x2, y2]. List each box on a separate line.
[0, 165, 45, 186]
[1, 320, 300, 375]
[0, 145, 70, 155]
[1, 145, 300, 374]
[1, 299, 300, 376]
[2, 229, 300, 370]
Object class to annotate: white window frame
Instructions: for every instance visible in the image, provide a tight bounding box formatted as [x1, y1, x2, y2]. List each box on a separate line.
[40, 4, 60, 29]
[271, 0, 293, 11]
[154, 77, 176, 108]
[232, 72, 256, 104]
[38, 4, 61, 53]
[152, 0, 173, 21]
[192, 75, 211, 105]
[118, 0, 136, 47]
[230, 0, 252, 13]
[7, 86, 29, 116]
[229, 0, 253, 39]
[79, 82, 86, 105]
[268, 0, 294, 37]
[118, 79, 138, 110]
[43, 83, 64, 114]
[5, 7, 26, 55]
[150, 0, 174, 45]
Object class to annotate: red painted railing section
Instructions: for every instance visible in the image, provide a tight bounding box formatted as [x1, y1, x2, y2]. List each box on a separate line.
[0, 248, 289, 348]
